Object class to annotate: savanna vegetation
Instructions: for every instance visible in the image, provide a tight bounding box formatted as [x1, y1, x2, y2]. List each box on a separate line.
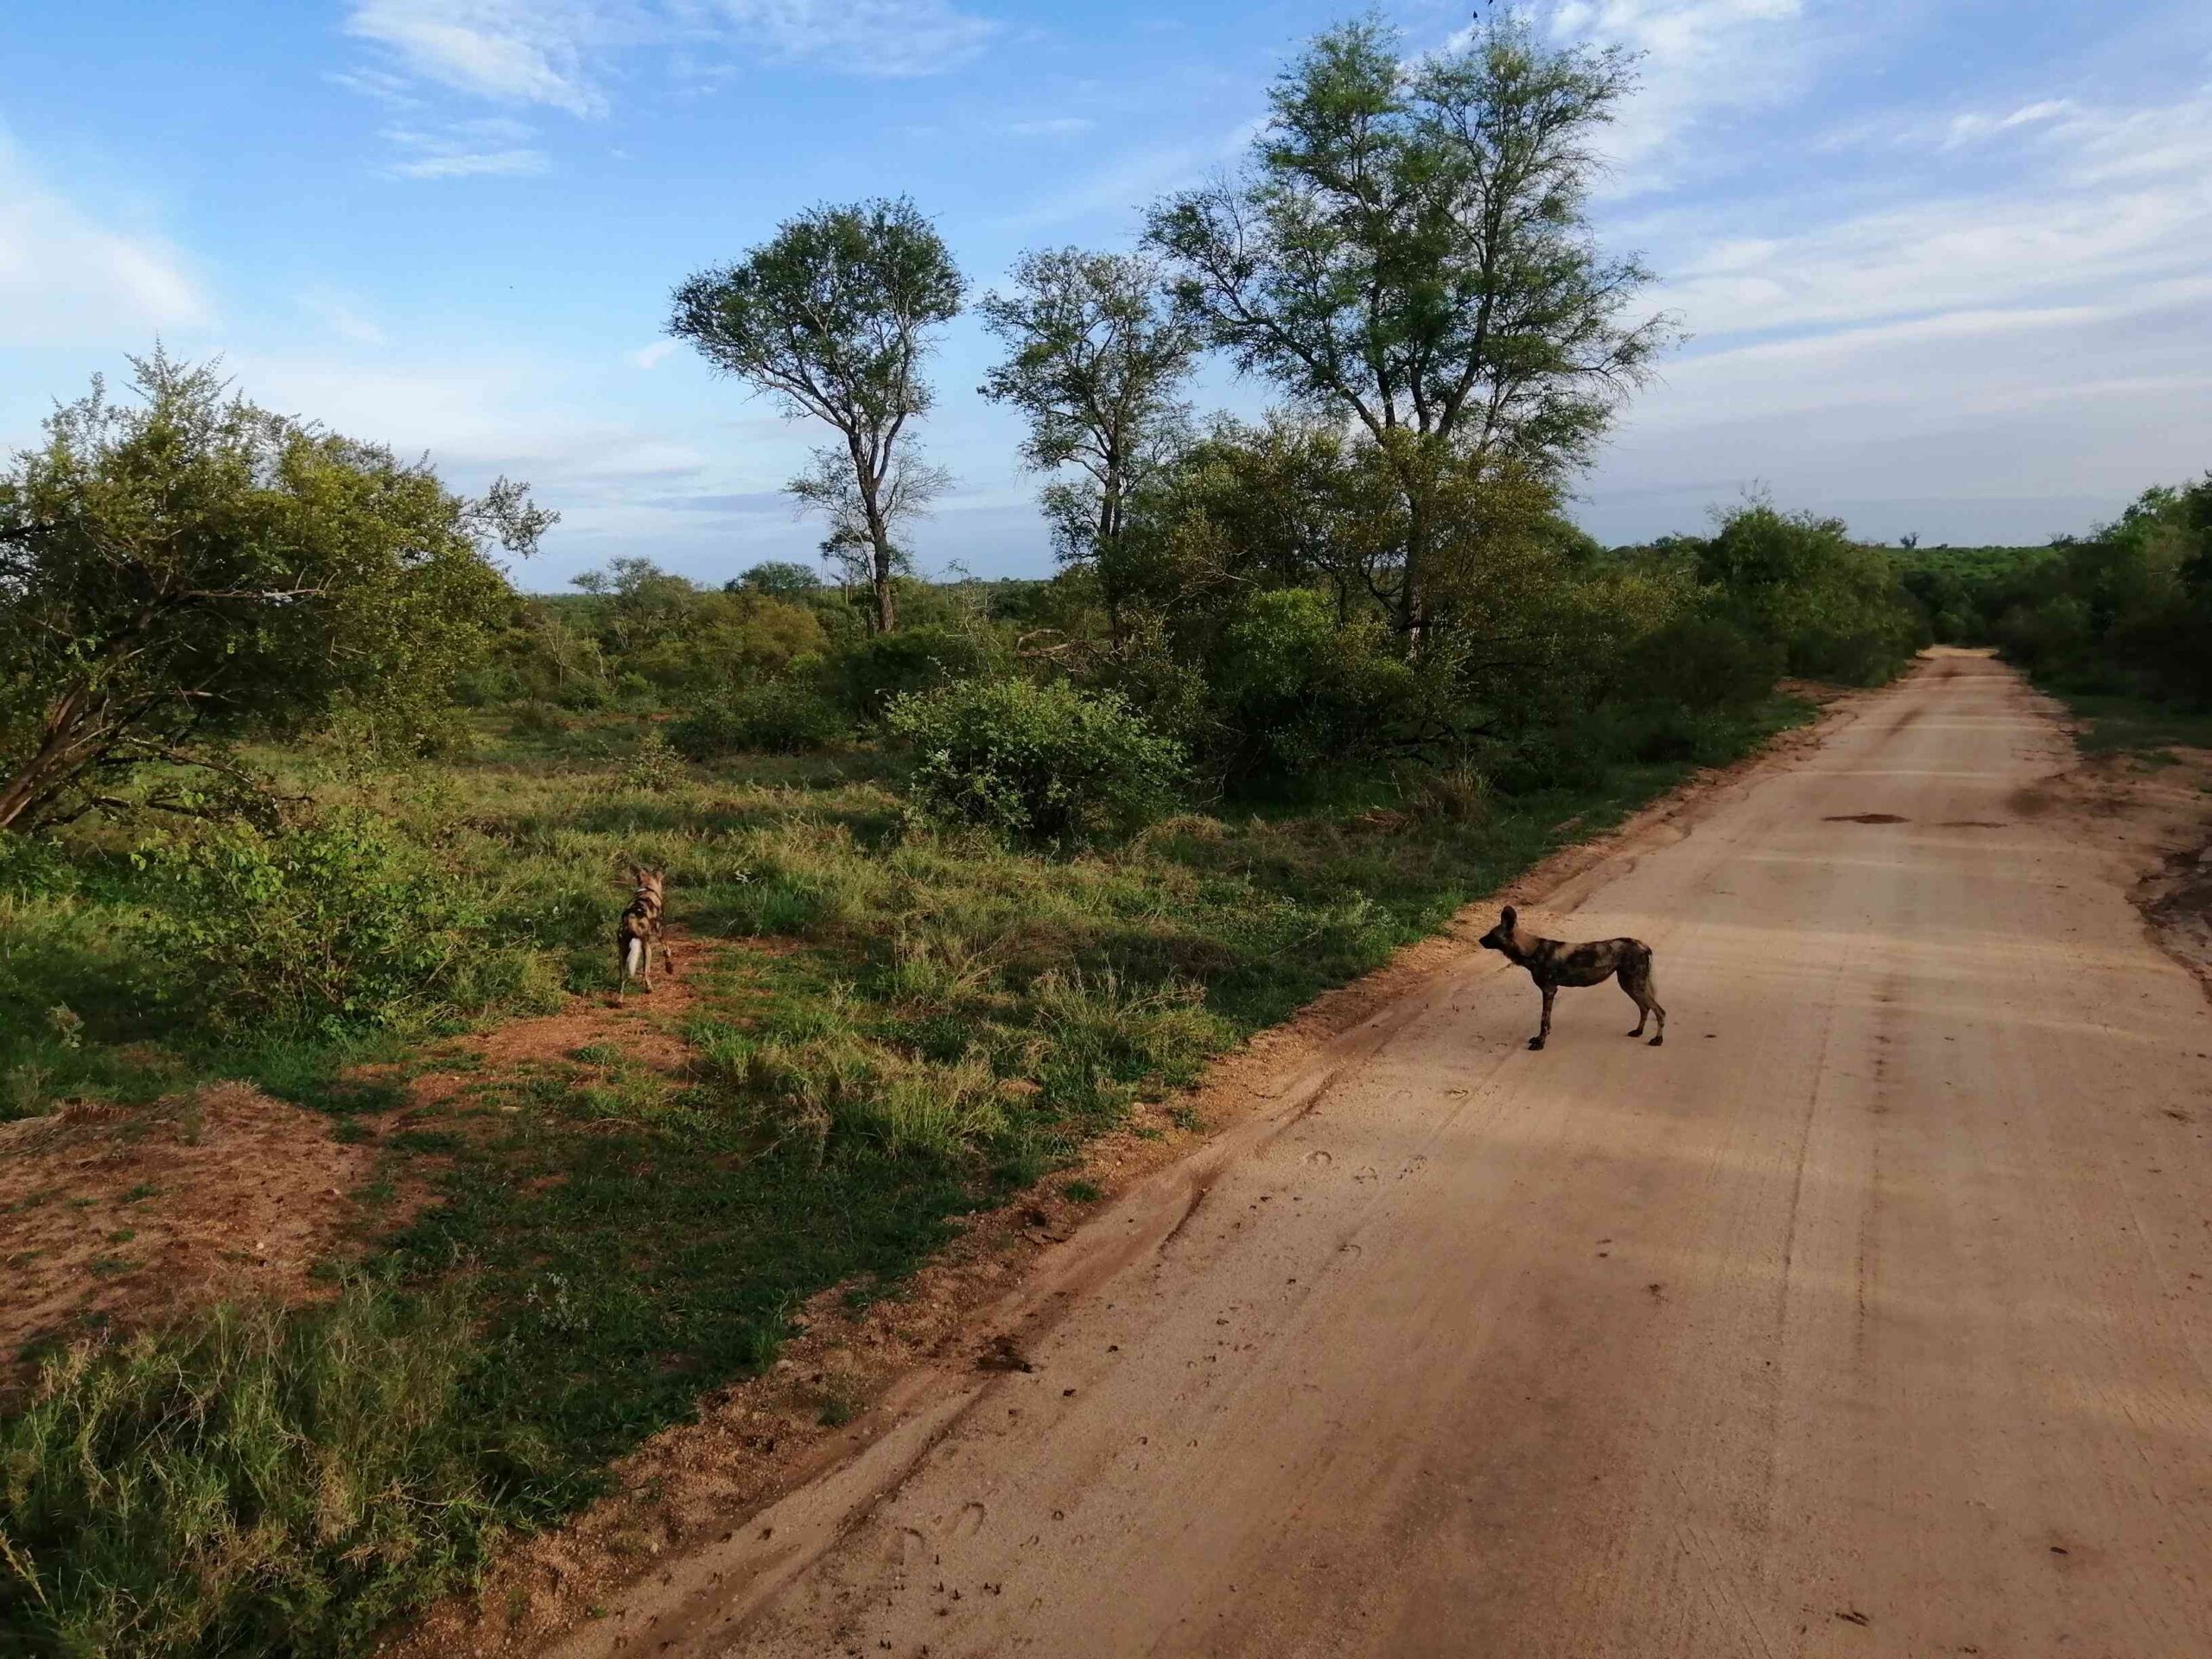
[0, 16, 1945, 1657]
[1889, 476, 2212, 748]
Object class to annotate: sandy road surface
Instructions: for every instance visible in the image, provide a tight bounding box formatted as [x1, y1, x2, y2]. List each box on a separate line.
[582, 654, 2212, 1659]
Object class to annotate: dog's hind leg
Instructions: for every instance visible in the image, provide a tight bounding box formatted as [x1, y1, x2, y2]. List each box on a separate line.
[1529, 983, 1554, 1051]
[1622, 953, 1665, 1047]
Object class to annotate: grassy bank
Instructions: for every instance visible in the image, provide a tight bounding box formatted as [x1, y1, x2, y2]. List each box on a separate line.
[2033, 685, 2212, 760]
[1, 693, 1812, 1657]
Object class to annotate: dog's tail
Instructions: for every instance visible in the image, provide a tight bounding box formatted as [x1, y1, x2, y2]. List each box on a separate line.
[622, 934, 644, 977]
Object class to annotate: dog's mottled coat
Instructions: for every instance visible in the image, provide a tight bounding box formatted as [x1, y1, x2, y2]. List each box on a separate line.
[615, 866, 673, 1001]
[1478, 906, 1665, 1050]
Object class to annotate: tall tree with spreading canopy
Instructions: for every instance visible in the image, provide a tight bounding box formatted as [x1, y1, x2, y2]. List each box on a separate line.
[669, 197, 964, 633]
[1146, 12, 1671, 641]
[0, 352, 546, 836]
[977, 249, 1199, 648]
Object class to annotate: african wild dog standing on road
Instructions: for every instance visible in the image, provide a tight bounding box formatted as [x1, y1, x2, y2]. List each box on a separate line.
[615, 867, 673, 1002]
[1478, 906, 1665, 1051]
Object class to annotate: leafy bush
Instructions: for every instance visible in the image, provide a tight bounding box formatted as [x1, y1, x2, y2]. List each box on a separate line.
[1205, 590, 1418, 784]
[670, 678, 849, 758]
[830, 626, 996, 721]
[130, 810, 525, 1039]
[887, 677, 1185, 846]
[621, 728, 684, 791]
[1625, 613, 1782, 712]
[1690, 503, 1920, 686]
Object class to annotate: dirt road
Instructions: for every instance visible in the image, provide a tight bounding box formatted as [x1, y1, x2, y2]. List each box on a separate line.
[578, 653, 2212, 1658]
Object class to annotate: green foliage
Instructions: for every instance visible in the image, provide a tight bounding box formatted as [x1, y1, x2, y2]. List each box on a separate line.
[978, 248, 1198, 626]
[669, 198, 964, 632]
[728, 560, 824, 599]
[888, 678, 1185, 845]
[620, 728, 684, 792]
[830, 625, 997, 721]
[0, 352, 542, 834]
[567, 559, 827, 695]
[1624, 612, 1786, 713]
[130, 810, 531, 1039]
[1687, 503, 1923, 685]
[670, 677, 849, 758]
[1147, 13, 1669, 632]
[0, 1284, 550, 1659]
[1206, 590, 1419, 782]
[1979, 476, 2212, 705]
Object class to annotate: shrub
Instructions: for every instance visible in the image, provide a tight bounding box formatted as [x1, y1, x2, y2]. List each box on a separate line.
[670, 678, 849, 758]
[130, 810, 514, 1039]
[620, 728, 684, 791]
[1624, 613, 1781, 712]
[887, 678, 1185, 846]
[829, 626, 995, 721]
[1205, 589, 1417, 785]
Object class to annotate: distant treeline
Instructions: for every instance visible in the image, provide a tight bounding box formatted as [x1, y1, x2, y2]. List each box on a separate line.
[1892, 475, 2212, 706]
[470, 474, 1926, 811]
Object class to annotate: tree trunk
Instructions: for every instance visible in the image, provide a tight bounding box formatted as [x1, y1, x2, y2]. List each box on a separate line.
[1398, 489, 1428, 650]
[868, 518, 898, 634]
[1096, 479, 1125, 654]
[0, 690, 99, 833]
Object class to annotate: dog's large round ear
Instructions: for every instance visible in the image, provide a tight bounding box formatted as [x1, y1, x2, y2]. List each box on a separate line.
[1501, 906, 1517, 927]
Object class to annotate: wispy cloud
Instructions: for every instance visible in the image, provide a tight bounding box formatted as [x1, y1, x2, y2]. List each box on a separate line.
[1583, 76, 2212, 543]
[299, 287, 389, 346]
[343, 0, 995, 125]
[346, 1, 613, 117]
[0, 136, 211, 347]
[1661, 86, 2212, 341]
[380, 118, 550, 180]
[702, 1, 995, 79]
[1529, 0, 1812, 191]
[1004, 116, 1095, 138]
[627, 339, 677, 369]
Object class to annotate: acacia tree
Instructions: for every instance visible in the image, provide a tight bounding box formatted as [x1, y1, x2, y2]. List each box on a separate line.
[977, 249, 1198, 648]
[0, 352, 546, 835]
[1146, 14, 1671, 641]
[669, 198, 963, 633]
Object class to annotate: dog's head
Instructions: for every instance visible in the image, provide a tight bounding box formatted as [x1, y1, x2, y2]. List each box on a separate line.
[1478, 906, 1518, 953]
[630, 865, 665, 894]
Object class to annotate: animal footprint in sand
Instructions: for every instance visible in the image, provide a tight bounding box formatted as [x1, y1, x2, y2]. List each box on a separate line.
[896, 1501, 988, 1569]
[1302, 1148, 1332, 1167]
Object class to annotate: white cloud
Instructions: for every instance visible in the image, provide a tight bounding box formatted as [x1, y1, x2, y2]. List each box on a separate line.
[1942, 98, 2074, 149]
[1526, 0, 1811, 191]
[702, 1, 995, 78]
[380, 118, 550, 179]
[1657, 87, 2212, 341]
[299, 288, 390, 346]
[346, 1, 614, 116]
[1580, 79, 2212, 543]
[342, 0, 995, 136]
[627, 339, 677, 368]
[1004, 116, 1095, 138]
[0, 138, 211, 348]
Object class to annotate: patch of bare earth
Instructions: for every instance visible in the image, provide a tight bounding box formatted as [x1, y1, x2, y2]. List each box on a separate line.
[0, 1083, 378, 1378]
[376, 696, 1863, 1659]
[2044, 739, 2212, 997]
[404, 935, 715, 1115]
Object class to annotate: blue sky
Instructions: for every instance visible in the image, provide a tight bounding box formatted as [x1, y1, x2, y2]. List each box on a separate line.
[3, 1, 2209, 589]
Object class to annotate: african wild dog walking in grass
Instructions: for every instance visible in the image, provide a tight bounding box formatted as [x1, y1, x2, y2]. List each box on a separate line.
[615, 867, 673, 1002]
[1478, 906, 1665, 1051]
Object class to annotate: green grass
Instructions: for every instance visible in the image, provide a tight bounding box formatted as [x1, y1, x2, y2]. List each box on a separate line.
[2037, 686, 2212, 758]
[0, 692, 1814, 1656]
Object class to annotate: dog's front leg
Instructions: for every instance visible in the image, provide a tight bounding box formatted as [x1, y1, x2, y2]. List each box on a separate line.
[1530, 983, 1554, 1051]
